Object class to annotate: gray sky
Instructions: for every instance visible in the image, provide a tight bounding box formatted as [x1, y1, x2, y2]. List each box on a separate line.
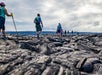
[2, 0, 102, 32]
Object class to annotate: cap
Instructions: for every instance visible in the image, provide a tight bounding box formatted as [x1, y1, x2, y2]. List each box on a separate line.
[0, 2, 6, 6]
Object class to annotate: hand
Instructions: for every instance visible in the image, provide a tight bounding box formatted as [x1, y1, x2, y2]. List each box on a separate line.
[10, 13, 13, 16]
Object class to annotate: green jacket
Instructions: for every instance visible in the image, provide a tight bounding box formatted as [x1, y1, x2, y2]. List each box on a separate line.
[0, 6, 5, 18]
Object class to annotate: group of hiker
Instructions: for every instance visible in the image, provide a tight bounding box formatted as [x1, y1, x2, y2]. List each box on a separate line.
[0, 2, 63, 39]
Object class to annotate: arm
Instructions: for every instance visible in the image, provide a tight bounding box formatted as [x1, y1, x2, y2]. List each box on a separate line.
[41, 20, 43, 27]
[40, 17, 43, 27]
[4, 7, 12, 16]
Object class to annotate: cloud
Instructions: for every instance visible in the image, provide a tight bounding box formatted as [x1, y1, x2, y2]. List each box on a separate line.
[74, 4, 102, 16]
[1, 0, 102, 32]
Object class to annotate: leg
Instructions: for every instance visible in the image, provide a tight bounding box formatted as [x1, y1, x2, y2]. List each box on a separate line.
[57, 33, 60, 37]
[35, 24, 42, 39]
[0, 29, 1, 37]
[37, 31, 39, 39]
[2, 29, 6, 37]
[59, 33, 62, 37]
[0, 17, 5, 37]
[36, 31, 41, 39]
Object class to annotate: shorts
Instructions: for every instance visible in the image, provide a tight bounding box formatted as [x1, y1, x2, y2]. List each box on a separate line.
[0, 17, 5, 30]
[35, 24, 42, 32]
[57, 30, 60, 33]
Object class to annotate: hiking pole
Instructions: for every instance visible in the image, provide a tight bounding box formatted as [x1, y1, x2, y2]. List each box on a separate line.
[11, 13, 18, 40]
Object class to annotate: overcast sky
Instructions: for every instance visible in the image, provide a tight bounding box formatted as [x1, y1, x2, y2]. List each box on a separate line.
[1, 0, 102, 32]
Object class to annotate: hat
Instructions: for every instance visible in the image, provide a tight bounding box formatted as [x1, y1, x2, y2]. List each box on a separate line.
[0, 2, 6, 6]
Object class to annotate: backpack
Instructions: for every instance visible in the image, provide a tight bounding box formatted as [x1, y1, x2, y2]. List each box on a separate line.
[34, 17, 40, 25]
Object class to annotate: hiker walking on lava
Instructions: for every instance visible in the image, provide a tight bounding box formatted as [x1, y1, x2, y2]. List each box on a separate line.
[56, 23, 63, 37]
[34, 13, 43, 39]
[0, 2, 12, 39]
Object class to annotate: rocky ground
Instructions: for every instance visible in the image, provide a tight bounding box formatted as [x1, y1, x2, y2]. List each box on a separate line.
[0, 34, 102, 75]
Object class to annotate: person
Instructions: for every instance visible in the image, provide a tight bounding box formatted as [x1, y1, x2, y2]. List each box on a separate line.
[56, 23, 63, 37]
[0, 2, 12, 39]
[67, 30, 69, 34]
[71, 30, 73, 34]
[64, 30, 66, 35]
[34, 13, 43, 39]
